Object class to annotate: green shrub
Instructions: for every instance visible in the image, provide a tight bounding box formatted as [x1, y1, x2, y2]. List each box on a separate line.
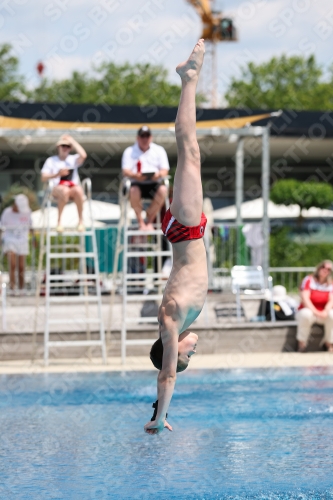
[270, 227, 333, 267]
[1, 184, 39, 214]
[270, 179, 333, 212]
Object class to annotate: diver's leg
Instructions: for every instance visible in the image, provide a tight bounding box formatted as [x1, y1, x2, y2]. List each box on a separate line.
[170, 39, 205, 227]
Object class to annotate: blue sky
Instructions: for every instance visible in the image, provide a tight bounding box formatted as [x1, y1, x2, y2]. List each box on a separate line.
[2, 0, 333, 103]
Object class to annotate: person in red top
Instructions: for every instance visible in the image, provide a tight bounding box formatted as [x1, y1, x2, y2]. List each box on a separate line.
[297, 260, 333, 352]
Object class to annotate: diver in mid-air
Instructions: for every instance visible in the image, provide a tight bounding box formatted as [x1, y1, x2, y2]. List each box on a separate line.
[144, 39, 208, 434]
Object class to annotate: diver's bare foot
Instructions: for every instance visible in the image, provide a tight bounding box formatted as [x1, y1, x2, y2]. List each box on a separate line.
[176, 39, 205, 83]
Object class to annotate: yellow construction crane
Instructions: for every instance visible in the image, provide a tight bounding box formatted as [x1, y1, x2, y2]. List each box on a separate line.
[186, 0, 237, 107]
[187, 0, 236, 41]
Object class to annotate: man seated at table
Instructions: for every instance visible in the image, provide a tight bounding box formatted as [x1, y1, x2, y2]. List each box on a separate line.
[121, 126, 170, 230]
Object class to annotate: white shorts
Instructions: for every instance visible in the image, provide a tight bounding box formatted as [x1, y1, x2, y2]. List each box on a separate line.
[2, 240, 29, 256]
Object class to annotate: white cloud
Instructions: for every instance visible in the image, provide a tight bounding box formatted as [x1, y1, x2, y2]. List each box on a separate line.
[46, 55, 92, 80]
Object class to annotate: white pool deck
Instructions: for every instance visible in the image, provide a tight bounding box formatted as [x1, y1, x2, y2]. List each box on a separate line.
[1, 352, 333, 375]
[1, 294, 333, 375]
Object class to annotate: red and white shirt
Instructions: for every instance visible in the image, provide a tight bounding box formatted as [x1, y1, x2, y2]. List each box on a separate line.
[299, 275, 333, 311]
[121, 142, 170, 176]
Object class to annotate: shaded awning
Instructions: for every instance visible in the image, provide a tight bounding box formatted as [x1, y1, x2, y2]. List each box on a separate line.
[213, 198, 333, 221]
[0, 113, 272, 131]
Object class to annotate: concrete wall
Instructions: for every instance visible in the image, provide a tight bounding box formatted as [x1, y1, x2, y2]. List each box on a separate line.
[1, 322, 326, 361]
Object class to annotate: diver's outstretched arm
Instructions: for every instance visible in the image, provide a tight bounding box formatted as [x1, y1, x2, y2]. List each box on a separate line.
[144, 313, 178, 434]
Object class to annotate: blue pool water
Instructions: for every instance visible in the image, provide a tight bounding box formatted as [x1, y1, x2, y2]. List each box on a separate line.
[1, 368, 333, 499]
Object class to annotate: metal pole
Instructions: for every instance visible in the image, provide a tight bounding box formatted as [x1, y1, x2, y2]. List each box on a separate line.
[235, 138, 244, 264]
[261, 126, 270, 284]
[235, 138, 244, 226]
[2, 282, 6, 332]
[121, 199, 129, 365]
[44, 196, 51, 366]
[211, 40, 218, 108]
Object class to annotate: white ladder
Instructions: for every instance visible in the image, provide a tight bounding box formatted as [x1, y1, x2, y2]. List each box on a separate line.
[108, 178, 172, 363]
[33, 178, 106, 365]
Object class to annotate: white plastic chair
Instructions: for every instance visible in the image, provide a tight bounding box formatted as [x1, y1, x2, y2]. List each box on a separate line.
[231, 265, 275, 322]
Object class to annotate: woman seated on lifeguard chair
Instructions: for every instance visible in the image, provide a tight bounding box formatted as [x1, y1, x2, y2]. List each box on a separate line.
[41, 135, 87, 232]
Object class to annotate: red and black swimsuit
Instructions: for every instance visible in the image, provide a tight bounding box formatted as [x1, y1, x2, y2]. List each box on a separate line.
[162, 208, 207, 243]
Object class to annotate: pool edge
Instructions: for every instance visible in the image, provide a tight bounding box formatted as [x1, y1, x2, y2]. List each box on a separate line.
[1, 352, 333, 374]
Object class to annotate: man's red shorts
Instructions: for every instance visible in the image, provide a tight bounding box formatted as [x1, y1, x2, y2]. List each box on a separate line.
[162, 208, 207, 243]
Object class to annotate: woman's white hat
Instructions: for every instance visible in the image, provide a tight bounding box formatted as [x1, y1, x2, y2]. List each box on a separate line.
[56, 135, 71, 147]
[15, 194, 31, 214]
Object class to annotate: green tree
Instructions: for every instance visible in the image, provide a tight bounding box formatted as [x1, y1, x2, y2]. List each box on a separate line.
[28, 62, 206, 107]
[27, 71, 95, 105]
[270, 227, 333, 268]
[225, 54, 333, 110]
[94, 62, 181, 106]
[270, 179, 333, 216]
[0, 43, 24, 100]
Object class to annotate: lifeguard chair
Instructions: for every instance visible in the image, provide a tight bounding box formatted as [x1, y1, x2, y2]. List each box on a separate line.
[32, 178, 106, 365]
[108, 176, 172, 363]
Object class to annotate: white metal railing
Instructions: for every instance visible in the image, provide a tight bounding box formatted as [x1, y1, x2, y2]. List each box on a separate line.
[212, 266, 314, 293]
[1, 277, 6, 331]
[269, 267, 314, 292]
[0, 216, 318, 295]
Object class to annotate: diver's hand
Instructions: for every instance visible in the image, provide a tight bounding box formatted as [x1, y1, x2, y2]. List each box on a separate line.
[144, 419, 172, 434]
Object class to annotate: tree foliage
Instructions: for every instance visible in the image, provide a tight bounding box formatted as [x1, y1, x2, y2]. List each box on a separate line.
[0, 43, 195, 107]
[225, 54, 333, 110]
[28, 71, 93, 105]
[27, 62, 192, 107]
[0, 44, 24, 101]
[270, 179, 333, 213]
[270, 227, 333, 269]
